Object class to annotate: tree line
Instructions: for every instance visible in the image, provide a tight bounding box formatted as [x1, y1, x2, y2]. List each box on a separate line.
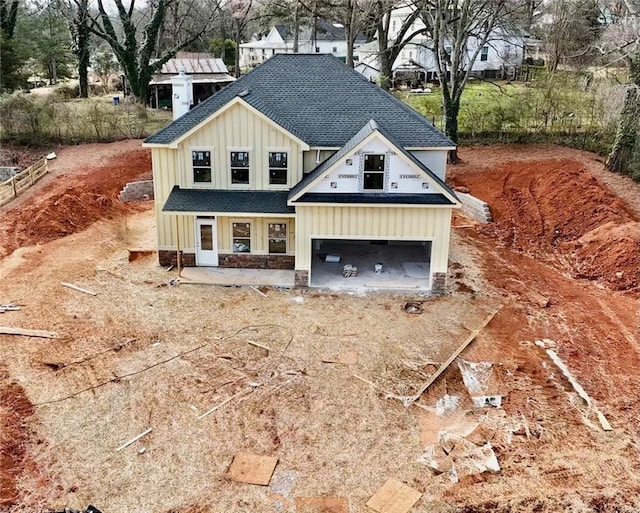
[0, 0, 638, 174]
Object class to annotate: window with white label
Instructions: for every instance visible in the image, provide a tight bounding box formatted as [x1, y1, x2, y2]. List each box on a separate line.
[192, 151, 211, 183]
[232, 222, 251, 253]
[269, 152, 288, 185]
[363, 154, 385, 190]
[268, 223, 287, 253]
[231, 151, 250, 184]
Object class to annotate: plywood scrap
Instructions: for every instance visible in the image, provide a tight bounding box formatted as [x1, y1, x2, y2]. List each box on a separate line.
[0, 326, 60, 339]
[537, 342, 613, 431]
[322, 350, 359, 365]
[366, 478, 421, 513]
[116, 428, 152, 452]
[61, 282, 97, 296]
[406, 307, 502, 406]
[228, 452, 278, 486]
[296, 496, 349, 513]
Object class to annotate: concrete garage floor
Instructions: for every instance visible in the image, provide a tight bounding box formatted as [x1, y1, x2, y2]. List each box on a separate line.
[311, 241, 432, 292]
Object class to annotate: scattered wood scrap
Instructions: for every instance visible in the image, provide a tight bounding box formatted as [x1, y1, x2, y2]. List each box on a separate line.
[250, 286, 268, 297]
[61, 282, 97, 296]
[228, 452, 278, 485]
[0, 326, 60, 339]
[247, 340, 271, 352]
[116, 428, 152, 452]
[366, 478, 422, 513]
[406, 307, 502, 406]
[0, 304, 20, 313]
[322, 350, 359, 365]
[198, 388, 254, 419]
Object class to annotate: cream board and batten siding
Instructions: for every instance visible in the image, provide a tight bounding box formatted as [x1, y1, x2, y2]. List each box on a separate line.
[294, 206, 453, 274]
[176, 102, 305, 190]
[217, 217, 295, 254]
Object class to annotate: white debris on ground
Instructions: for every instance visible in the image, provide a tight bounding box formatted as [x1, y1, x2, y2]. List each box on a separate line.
[435, 394, 461, 415]
[457, 358, 504, 408]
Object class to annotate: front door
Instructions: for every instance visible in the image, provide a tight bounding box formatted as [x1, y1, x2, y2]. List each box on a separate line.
[195, 218, 218, 266]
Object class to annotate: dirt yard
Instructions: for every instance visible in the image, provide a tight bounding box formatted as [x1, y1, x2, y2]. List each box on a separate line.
[0, 142, 638, 513]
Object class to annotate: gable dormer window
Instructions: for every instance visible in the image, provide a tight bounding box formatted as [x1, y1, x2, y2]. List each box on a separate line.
[231, 151, 250, 184]
[192, 150, 212, 183]
[269, 152, 288, 185]
[363, 154, 385, 190]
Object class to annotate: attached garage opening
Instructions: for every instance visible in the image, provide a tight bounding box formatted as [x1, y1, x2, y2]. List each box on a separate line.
[310, 239, 432, 290]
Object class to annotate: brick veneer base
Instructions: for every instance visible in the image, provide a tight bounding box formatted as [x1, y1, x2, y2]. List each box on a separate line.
[158, 250, 293, 270]
[158, 250, 195, 267]
[294, 270, 309, 288]
[431, 272, 447, 295]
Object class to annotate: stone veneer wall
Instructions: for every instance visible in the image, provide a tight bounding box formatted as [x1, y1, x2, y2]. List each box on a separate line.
[456, 192, 492, 223]
[119, 180, 154, 202]
[158, 250, 195, 267]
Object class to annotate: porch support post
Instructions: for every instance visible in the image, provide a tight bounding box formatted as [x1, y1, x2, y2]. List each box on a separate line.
[175, 215, 182, 277]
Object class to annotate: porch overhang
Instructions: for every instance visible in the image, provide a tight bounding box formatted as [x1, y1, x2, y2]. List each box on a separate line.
[162, 186, 295, 216]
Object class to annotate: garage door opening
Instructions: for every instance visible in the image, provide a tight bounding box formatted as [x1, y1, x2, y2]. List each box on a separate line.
[310, 239, 432, 290]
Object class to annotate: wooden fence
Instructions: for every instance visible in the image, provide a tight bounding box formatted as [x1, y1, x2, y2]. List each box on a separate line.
[0, 158, 48, 207]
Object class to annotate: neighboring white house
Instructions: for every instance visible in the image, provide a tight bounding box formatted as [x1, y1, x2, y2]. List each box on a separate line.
[239, 19, 367, 71]
[355, 1, 538, 83]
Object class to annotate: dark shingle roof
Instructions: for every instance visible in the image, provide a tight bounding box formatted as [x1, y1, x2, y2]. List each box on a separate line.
[294, 193, 454, 205]
[162, 186, 294, 214]
[144, 54, 454, 148]
[288, 119, 459, 204]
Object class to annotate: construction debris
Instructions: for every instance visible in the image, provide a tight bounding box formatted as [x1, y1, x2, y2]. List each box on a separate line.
[457, 359, 504, 408]
[61, 282, 98, 296]
[322, 350, 359, 365]
[535, 340, 613, 431]
[366, 478, 422, 513]
[342, 264, 358, 278]
[250, 286, 268, 297]
[0, 326, 60, 339]
[0, 303, 20, 313]
[404, 307, 502, 406]
[247, 340, 272, 352]
[228, 452, 278, 486]
[403, 302, 423, 314]
[116, 428, 152, 452]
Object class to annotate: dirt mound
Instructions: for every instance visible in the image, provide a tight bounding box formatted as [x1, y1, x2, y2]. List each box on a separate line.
[451, 159, 639, 291]
[0, 148, 151, 258]
[0, 370, 35, 508]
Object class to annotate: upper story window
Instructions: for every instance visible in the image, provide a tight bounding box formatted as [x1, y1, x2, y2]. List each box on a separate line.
[230, 151, 250, 184]
[480, 46, 489, 61]
[192, 150, 212, 183]
[332, 46, 337, 53]
[315, 47, 320, 53]
[363, 154, 385, 190]
[269, 152, 288, 185]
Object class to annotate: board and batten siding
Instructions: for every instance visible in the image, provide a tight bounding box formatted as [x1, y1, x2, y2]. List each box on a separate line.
[294, 205, 453, 273]
[177, 102, 304, 190]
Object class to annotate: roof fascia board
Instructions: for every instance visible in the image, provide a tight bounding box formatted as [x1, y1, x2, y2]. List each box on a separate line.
[163, 210, 296, 217]
[405, 146, 457, 151]
[289, 201, 459, 209]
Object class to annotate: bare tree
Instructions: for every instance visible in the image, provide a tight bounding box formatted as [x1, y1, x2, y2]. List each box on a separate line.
[370, 0, 424, 89]
[417, 0, 519, 161]
[58, 0, 91, 97]
[604, 0, 640, 173]
[229, 0, 255, 77]
[89, 0, 219, 102]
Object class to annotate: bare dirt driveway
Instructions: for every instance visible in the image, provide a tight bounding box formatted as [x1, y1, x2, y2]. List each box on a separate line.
[0, 141, 637, 513]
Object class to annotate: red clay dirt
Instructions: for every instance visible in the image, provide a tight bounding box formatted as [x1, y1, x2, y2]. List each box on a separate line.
[450, 158, 640, 293]
[0, 143, 151, 259]
[0, 142, 637, 511]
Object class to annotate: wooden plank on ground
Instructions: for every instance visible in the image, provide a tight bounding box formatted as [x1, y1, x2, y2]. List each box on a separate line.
[407, 306, 502, 405]
[295, 496, 349, 513]
[366, 478, 421, 513]
[61, 282, 98, 296]
[228, 452, 278, 485]
[0, 326, 59, 339]
[115, 428, 152, 452]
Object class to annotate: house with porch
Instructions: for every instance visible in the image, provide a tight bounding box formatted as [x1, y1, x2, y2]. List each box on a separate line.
[142, 54, 460, 292]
